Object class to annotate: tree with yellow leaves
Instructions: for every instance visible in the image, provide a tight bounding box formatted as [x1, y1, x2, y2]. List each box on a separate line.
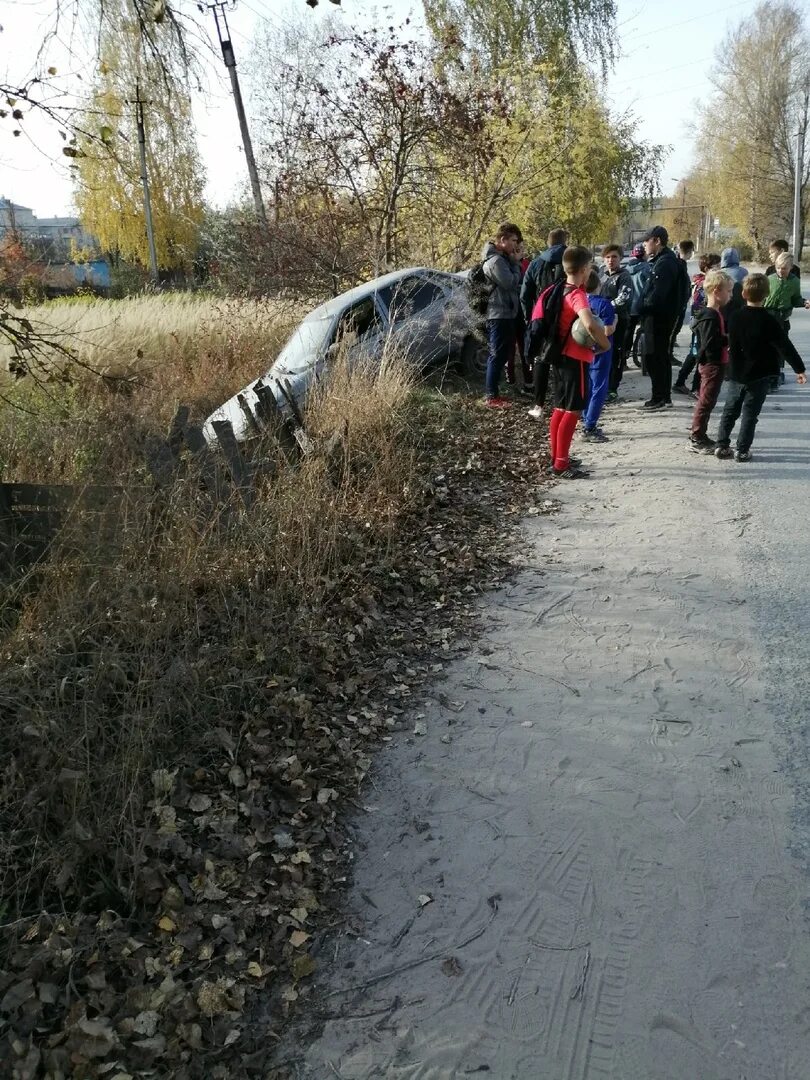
[73, 4, 205, 272]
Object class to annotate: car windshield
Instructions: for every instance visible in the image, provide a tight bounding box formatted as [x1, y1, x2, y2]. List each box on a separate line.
[270, 316, 333, 376]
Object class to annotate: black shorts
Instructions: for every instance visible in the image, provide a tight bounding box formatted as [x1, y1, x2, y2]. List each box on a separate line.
[551, 355, 590, 412]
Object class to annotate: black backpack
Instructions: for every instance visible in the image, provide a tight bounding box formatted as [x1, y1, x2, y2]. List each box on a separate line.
[526, 280, 574, 363]
[466, 260, 495, 317]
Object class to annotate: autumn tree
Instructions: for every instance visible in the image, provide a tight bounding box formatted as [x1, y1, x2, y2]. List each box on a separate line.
[72, 3, 205, 272]
[423, 0, 618, 74]
[245, 12, 657, 288]
[686, 1, 810, 255]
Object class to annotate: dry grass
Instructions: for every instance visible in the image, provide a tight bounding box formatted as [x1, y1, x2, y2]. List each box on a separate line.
[0, 293, 303, 383]
[0, 341, 419, 924]
[0, 294, 302, 484]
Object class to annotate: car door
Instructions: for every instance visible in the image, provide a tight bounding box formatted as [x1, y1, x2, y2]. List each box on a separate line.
[380, 275, 452, 367]
[328, 294, 388, 371]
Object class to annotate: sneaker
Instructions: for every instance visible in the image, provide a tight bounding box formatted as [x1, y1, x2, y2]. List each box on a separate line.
[552, 465, 590, 479]
[643, 399, 668, 411]
[689, 435, 716, 453]
[735, 450, 752, 462]
[715, 445, 733, 459]
[527, 405, 544, 420]
[672, 383, 690, 395]
[607, 391, 618, 403]
[485, 397, 513, 409]
[582, 427, 609, 442]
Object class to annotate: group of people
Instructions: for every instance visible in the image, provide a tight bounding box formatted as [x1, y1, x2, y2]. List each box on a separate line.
[478, 223, 808, 478]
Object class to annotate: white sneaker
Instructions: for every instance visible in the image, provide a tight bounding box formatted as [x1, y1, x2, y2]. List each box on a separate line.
[527, 405, 544, 420]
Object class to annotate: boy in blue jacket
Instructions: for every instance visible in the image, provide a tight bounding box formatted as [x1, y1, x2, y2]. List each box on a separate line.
[581, 268, 617, 441]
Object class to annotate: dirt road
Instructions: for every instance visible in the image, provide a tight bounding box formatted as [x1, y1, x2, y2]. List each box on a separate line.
[278, 316, 810, 1079]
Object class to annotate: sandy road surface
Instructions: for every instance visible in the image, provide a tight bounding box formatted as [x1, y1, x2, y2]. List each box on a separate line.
[277, 311, 810, 1080]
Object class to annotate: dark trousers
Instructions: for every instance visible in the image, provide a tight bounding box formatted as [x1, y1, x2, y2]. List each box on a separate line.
[669, 307, 687, 355]
[716, 377, 770, 452]
[609, 318, 628, 392]
[674, 346, 700, 391]
[507, 313, 531, 385]
[691, 362, 724, 438]
[647, 318, 675, 403]
[533, 356, 550, 407]
[485, 319, 516, 398]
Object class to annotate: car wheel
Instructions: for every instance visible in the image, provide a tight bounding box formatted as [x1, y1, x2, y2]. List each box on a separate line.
[459, 333, 488, 381]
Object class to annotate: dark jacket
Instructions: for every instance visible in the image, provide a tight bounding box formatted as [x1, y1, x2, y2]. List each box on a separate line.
[481, 240, 521, 320]
[728, 306, 805, 382]
[627, 257, 652, 316]
[520, 243, 566, 323]
[691, 306, 728, 366]
[598, 266, 633, 323]
[641, 246, 683, 323]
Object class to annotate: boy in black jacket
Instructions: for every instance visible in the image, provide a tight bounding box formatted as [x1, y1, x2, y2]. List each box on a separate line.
[715, 273, 806, 462]
[689, 269, 733, 452]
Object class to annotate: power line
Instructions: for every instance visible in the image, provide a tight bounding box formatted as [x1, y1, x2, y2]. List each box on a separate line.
[620, 0, 761, 55]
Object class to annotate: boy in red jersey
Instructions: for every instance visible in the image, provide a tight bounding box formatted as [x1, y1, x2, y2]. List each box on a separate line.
[539, 245, 609, 478]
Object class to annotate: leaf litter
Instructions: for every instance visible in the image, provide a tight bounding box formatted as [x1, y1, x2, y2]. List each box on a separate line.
[0, 393, 552, 1078]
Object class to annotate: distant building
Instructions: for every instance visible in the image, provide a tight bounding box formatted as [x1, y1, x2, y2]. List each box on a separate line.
[0, 196, 98, 260]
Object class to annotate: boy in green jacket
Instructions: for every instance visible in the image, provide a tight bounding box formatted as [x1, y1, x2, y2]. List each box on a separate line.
[764, 253, 810, 388]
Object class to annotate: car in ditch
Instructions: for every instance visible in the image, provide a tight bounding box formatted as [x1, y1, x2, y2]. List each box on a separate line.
[202, 267, 485, 444]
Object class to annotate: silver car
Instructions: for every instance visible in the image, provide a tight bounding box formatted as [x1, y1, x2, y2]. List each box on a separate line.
[203, 267, 483, 443]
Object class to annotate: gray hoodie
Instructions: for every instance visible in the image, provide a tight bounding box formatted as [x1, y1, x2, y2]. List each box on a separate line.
[720, 248, 748, 285]
[481, 240, 521, 320]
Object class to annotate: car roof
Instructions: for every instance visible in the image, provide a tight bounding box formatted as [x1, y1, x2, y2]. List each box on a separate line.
[303, 268, 437, 322]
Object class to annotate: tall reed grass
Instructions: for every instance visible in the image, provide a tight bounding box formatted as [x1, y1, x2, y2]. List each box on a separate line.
[0, 335, 419, 924]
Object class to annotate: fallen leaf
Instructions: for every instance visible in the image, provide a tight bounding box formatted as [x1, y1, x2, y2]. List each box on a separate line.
[441, 956, 463, 977]
[228, 765, 247, 788]
[1, 979, 34, 1012]
[291, 953, 316, 980]
[417, 894, 433, 907]
[189, 794, 212, 813]
[133, 1010, 160, 1036]
[289, 930, 310, 948]
[247, 962, 263, 977]
[197, 980, 230, 1018]
[74, 1016, 117, 1058]
[152, 768, 175, 795]
[157, 915, 177, 933]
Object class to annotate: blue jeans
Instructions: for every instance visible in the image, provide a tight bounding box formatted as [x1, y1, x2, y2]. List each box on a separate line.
[582, 348, 612, 429]
[486, 319, 517, 399]
[716, 377, 769, 452]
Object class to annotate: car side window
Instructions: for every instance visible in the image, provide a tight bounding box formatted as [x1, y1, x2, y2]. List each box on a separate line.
[387, 278, 446, 323]
[334, 297, 384, 347]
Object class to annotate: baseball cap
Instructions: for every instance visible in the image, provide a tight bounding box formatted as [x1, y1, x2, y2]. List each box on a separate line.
[643, 225, 669, 244]
[632, 243, 646, 259]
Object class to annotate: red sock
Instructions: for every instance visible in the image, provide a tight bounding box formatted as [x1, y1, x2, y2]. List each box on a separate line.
[549, 408, 563, 462]
[555, 410, 580, 470]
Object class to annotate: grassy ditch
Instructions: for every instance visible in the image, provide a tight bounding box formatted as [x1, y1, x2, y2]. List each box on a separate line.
[0, 310, 551, 1079]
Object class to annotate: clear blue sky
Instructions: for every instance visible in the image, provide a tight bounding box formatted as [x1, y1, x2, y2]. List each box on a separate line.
[0, 0, 765, 218]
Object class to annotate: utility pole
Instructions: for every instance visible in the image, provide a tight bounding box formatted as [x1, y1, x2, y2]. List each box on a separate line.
[792, 127, 805, 260]
[134, 81, 159, 284]
[208, 1, 268, 226]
